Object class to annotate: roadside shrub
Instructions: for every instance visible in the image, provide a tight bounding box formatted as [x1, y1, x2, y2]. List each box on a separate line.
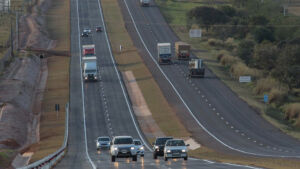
[220, 55, 239, 67]
[253, 77, 279, 95]
[224, 37, 235, 50]
[268, 88, 288, 105]
[217, 50, 228, 61]
[284, 103, 300, 122]
[230, 62, 261, 79]
[208, 38, 224, 47]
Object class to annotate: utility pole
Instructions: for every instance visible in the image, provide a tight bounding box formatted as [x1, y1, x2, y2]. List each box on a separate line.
[10, 16, 13, 57]
[16, 11, 18, 50]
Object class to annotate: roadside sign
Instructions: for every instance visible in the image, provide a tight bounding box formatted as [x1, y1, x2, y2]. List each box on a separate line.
[189, 29, 202, 38]
[264, 94, 268, 103]
[239, 76, 251, 83]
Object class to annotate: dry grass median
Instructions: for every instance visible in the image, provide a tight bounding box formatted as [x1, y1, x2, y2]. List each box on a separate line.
[101, 0, 190, 140]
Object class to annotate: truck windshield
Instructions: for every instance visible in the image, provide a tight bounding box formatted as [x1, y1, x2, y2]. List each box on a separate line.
[114, 138, 133, 144]
[85, 70, 96, 73]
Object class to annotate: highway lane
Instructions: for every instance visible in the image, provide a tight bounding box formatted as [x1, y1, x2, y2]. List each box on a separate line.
[54, 0, 258, 168]
[118, 0, 300, 157]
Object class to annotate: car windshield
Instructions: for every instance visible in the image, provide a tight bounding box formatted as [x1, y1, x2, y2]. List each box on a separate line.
[134, 141, 141, 145]
[155, 138, 172, 145]
[114, 138, 133, 144]
[166, 140, 185, 146]
[98, 137, 109, 141]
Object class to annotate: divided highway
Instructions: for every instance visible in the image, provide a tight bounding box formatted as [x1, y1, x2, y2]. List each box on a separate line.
[118, 0, 300, 157]
[53, 0, 254, 168]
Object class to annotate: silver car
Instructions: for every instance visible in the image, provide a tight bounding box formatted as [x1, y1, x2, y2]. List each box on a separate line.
[133, 139, 144, 157]
[164, 139, 189, 161]
[96, 136, 111, 150]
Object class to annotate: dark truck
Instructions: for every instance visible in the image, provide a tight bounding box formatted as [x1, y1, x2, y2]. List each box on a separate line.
[175, 41, 190, 60]
[189, 59, 205, 78]
[152, 137, 173, 159]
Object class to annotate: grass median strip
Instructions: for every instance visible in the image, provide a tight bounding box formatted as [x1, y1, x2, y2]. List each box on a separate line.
[29, 0, 70, 163]
[101, 0, 190, 140]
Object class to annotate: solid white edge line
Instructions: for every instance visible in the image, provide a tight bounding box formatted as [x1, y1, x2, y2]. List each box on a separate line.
[122, 0, 300, 158]
[75, 0, 97, 168]
[223, 163, 262, 169]
[96, 0, 152, 152]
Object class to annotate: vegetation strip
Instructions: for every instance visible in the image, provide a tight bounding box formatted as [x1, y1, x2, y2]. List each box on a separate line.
[28, 0, 70, 163]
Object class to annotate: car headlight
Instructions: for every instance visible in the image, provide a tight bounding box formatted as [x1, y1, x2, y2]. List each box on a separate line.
[97, 142, 99, 146]
[182, 149, 186, 152]
[131, 147, 135, 150]
[85, 77, 88, 80]
[155, 146, 159, 149]
[167, 150, 171, 153]
[94, 76, 97, 79]
[114, 147, 118, 151]
[139, 146, 144, 150]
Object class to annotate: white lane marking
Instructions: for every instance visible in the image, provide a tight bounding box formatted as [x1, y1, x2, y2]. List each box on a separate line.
[122, 0, 300, 158]
[202, 159, 214, 164]
[96, 0, 152, 151]
[75, 0, 96, 168]
[223, 163, 262, 169]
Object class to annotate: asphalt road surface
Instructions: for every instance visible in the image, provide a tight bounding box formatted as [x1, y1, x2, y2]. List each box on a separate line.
[53, 0, 258, 168]
[117, 0, 300, 158]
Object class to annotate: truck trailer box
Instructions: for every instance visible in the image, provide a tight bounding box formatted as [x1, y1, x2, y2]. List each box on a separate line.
[157, 43, 172, 64]
[82, 44, 95, 56]
[189, 59, 205, 78]
[175, 41, 190, 60]
[82, 56, 98, 81]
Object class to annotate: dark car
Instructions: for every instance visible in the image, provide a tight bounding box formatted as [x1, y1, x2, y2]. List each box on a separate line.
[96, 26, 102, 32]
[152, 137, 173, 159]
[81, 31, 89, 37]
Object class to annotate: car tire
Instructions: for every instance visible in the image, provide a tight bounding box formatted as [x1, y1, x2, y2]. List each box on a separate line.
[184, 156, 188, 161]
[111, 155, 116, 162]
[141, 154, 144, 157]
[164, 156, 168, 161]
[132, 155, 137, 161]
[153, 153, 157, 159]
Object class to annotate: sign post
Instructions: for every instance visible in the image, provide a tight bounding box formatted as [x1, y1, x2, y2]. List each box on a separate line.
[55, 104, 60, 120]
[263, 94, 268, 113]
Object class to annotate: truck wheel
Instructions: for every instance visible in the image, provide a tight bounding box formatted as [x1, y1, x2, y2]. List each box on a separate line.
[184, 156, 188, 161]
[132, 155, 137, 161]
[153, 153, 157, 159]
[164, 156, 168, 161]
[111, 156, 116, 162]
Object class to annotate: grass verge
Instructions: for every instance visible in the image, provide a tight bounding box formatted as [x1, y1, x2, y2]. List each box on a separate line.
[29, 0, 70, 163]
[101, 0, 190, 141]
[0, 149, 17, 168]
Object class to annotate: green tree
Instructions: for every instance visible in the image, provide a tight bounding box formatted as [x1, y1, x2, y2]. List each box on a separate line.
[272, 45, 300, 89]
[236, 39, 255, 65]
[252, 26, 275, 43]
[187, 6, 229, 31]
[252, 42, 278, 70]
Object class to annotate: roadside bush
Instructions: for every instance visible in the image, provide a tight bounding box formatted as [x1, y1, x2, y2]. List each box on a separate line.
[230, 62, 261, 79]
[224, 37, 236, 50]
[236, 39, 255, 65]
[217, 50, 228, 61]
[268, 88, 288, 105]
[253, 77, 279, 95]
[220, 55, 239, 67]
[208, 38, 224, 47]
[284, 103, 300, 122]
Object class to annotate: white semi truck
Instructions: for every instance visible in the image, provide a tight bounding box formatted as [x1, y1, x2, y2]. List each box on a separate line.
[157, 43, 172, 64]
[82, 56, 98, 81]
[140, 0, 150, 6]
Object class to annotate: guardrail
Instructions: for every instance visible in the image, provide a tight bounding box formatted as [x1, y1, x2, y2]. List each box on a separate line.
[17, 103, 69, 169]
